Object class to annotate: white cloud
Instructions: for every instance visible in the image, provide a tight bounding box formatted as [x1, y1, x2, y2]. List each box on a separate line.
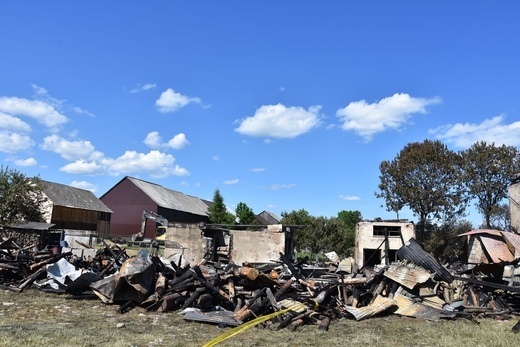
[0, 131, 35, 153]
[104, 150, 189, 177]
[41, 135, 100, 161]
[60, 160, 104, 175]
[14, 157, 37, 167]
[31, 84, 48, 95]
[167, 133, 190, 149]
[224, 179, 239, 185]
[143, 131, 162, 149]
[339, 194, 361, 201]
[0, 96, 69, 131]
[70, 180, 97, 192]
[430, 115, 520, 148]
[212, 155, 220, 161]
[131, 83, 157, 93]
[155, 88, 201, 113]
[250, 167, 265, 173]
[336, 93, 441, 141]
[59, 149, 189, 178]
[0, 112, 32, 133]
[235, 103, 321, 139]
[144, 131, 190, 150]
[72, 106, 96, 118]
[260, 183, 296, 191]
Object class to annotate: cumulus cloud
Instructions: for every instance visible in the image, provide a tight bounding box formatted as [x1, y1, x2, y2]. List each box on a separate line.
[104, 150, 189, 177]
[339, 194, 361, 201]
[336, 93, 441, 141]
[430, 115, 520, 148]
[235, 104, 321, 139]
[60, 160, 104, 175]
[0, 131, 35, 153]
[144, 131, 190, 150]
[224, 179, 239, 185]
[0, 112, 32, 133]
[70, 180, 97, 192]
[0, 96, 69, 131]
[155, 88, 201, 113]
[41, 135, 100, 161]
[250, 167, 265, 173]
[14, 157, 38, 167]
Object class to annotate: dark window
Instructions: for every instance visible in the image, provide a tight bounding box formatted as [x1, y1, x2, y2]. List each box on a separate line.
[363, 248, 381, 267]
[373, 225, 401, 237]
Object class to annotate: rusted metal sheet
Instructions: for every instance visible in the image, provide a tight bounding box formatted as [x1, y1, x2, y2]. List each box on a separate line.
[479, 235, 515, 262]
[459, 230, 517, 263]
[503, 232, 520, 257]
[397, 238, 454, 283]
[344, 294, 396, 321]
[394, 294, 456, 321]
[383, 263, 431, 290]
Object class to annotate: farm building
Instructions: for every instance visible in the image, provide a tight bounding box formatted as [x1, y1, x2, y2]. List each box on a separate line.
[100, 176, 211, 239]
[256, 210, 281, 225]
[354, 219, 415, 268]
[41, 180, 113, 240]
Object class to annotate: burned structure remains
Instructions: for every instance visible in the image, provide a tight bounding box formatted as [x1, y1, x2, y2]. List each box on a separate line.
[354, 219, 415, 268]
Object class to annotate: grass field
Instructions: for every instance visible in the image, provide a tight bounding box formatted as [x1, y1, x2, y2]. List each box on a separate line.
[0, 288, 518, 347]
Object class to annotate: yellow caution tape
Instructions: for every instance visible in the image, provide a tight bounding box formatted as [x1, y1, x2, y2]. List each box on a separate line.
[202, 302, 307, 347]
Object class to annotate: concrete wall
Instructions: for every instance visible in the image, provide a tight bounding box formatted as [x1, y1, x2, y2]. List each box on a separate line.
[354, 221, 415, 267]
[230, 225, 286, 264]
[163, 223, 207, 266]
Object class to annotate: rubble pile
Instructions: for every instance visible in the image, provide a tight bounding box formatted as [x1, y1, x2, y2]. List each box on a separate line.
[1, 236, 519, 332]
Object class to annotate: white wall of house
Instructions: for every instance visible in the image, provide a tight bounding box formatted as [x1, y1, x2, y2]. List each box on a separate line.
[354, 221, 415, 267]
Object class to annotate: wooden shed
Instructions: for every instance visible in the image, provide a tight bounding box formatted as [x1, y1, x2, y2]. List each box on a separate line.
[41, 180, 113, 239]
[99, 176, 211, 239]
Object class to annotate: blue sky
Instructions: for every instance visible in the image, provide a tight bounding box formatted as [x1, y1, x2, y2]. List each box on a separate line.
[1, 2, 519, 227]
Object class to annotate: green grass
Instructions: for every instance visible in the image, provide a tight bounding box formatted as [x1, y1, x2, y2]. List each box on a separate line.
[0, 289, 518, 347]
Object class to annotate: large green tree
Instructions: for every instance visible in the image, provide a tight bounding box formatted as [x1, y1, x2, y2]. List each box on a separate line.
[0, 166, 46, 225]
[461, 141, 519, 229]
[235, 202, 257, 225]
[337, 210, 362, 256]
[375, 139, 468, 243]
[207, 189, 235, 224]
[281, 209, 353, 257]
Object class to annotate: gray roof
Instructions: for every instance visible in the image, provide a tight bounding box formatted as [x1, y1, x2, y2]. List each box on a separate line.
[7, 222, 56, 230]
[127, 177, 209, 216]
[42, 181, 113, 213]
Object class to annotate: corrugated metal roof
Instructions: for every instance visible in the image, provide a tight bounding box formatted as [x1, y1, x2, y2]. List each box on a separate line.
[42, 181, 113, 213]
[383, 263, 432, 290]
[459, 229, 520, 262]
[503, 232, 520, 255]
[479, 235, 515, 262]
[127, 177, 208, 216]
[458, 229, 502, 237]
[394, 294, 455, 321]
[397, 238, 454, 283]
[343, 295, 396, 321]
